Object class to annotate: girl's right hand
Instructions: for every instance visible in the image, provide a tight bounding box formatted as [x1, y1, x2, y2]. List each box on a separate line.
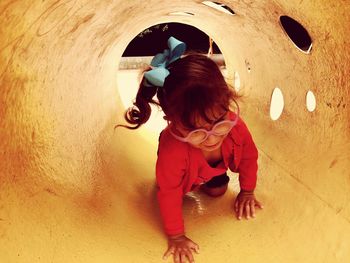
[163, 234, 200, 263]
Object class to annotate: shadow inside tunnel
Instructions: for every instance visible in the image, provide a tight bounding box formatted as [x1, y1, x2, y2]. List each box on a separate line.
[126, 171, 245, 239]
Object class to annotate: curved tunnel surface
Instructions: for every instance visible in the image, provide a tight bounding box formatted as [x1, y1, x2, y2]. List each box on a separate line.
[1, 1, 350, 262]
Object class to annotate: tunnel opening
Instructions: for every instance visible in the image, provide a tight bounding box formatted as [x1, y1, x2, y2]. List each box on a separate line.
[117, 22, 228, 136]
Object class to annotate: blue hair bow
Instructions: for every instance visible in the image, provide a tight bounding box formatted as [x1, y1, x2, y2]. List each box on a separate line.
[144, 36, 186, 87]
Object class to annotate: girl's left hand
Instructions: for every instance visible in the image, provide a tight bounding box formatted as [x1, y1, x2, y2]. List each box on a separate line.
[234, 190, 263, 220]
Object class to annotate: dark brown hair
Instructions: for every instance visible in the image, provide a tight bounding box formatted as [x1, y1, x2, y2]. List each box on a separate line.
[116, 53, 239, 130]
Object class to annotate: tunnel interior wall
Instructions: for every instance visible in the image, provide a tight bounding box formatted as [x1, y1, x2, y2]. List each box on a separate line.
[0, 0, 350, 261]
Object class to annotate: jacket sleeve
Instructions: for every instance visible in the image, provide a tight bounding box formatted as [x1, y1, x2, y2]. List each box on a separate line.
[156, 132, 188, 236]
[236, 119, 259, 191]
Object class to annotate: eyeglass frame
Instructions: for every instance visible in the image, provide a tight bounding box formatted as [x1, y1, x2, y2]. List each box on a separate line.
[168, 108, 240, 145]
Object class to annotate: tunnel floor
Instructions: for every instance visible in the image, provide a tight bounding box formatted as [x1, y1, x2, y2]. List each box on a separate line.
[1, 126, 349, 263]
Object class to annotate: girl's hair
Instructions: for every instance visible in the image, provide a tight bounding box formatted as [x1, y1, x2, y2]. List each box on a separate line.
[117, 53, 240, 130]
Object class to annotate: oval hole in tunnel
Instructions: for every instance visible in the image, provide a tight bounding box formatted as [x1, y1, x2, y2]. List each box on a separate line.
[201, 1, 235, 15]
[306, 90, 316, 112]
[270, 87, 284, 120]
[168, 12, 195, 17]
[279, 15, 312, 54]
[118, 22, 226, 134]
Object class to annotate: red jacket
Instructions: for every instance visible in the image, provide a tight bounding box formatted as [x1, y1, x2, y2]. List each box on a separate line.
[156, 112, 258, 236]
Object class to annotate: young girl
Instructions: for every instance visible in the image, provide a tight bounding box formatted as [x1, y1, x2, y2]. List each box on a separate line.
[119, 37, 263, 263]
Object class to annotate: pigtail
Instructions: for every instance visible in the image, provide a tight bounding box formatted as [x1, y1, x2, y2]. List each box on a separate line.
[115, 73, 160, 130]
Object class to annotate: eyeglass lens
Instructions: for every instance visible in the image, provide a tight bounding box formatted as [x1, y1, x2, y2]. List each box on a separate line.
[187, 122, 233, 144]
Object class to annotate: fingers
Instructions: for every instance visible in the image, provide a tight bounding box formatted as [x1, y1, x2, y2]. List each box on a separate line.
[250, 200, 256, 218]
[235, 193, 264, 220]
[163, 247, 175, 260]
[238, 201, 244, 220]
[170, 249, 194, 263]
[255, 199, 264, 209]
[189, 242, 200, 254]
[164, 241, 198, 262]
[174, 251, 180, 263]
[245, 200, 262, 219]
[180, 250, 195, 263]
[234, 199, 239, 214]
[245, 202, 251, 219]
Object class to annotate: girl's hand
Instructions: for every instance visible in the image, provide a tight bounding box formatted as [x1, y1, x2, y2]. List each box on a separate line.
[163, 234, 199, 263]
[234, 190, 263, 220]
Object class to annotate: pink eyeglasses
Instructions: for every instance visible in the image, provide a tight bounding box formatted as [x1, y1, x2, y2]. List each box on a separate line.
[169, 109, 240, 145]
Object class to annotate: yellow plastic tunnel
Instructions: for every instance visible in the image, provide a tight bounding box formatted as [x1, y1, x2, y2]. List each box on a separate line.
[1, 1, 350, 262]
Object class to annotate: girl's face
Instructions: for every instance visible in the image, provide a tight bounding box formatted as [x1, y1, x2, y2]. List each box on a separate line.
[173, 108, 229, 152]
